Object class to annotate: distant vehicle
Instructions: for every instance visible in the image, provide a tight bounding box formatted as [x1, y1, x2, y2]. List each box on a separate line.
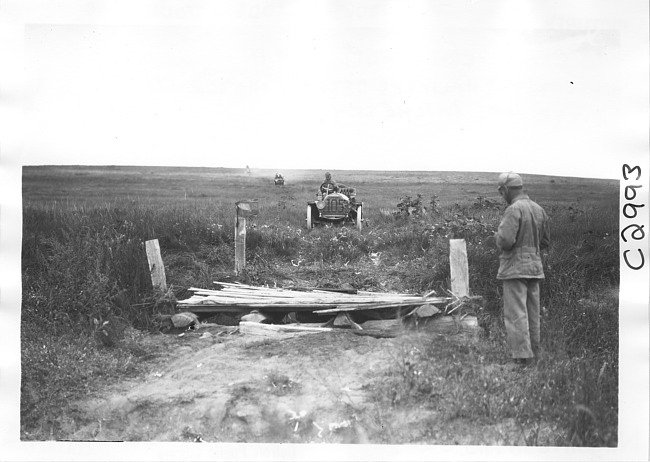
[274, 173, 285, 186]
[307, 183, 363, 230]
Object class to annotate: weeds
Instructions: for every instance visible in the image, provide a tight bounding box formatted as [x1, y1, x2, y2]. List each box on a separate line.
[21, 168, 619, 445]
[370, 327, 617, 446]
[20, 325, 150, 439]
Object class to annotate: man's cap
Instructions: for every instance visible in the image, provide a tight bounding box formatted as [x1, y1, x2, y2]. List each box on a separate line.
[498, 172, 523, 188]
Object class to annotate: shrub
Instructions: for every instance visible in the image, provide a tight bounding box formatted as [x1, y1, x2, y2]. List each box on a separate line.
[396, 194, 427, 217]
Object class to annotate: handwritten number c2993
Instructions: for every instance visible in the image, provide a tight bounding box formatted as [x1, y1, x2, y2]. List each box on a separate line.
[621, 164, 645, 271]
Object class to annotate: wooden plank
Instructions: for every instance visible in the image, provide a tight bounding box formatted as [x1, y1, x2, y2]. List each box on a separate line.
[191, 290, 354, 302]
[415, 315, 479, 334]
[352, 330, 397, 339]
[176, 304, 337, 313]
[145, 239, 167, 292]
[290, 286, 358, 294]
[239, 321, 333, 337]
[210, 284, 416, 301]
[175, 305, 251, 314]
[184, 294, 426, 306]
[179, 300, 340, 310]
[360, 319, 402, 329]
[181, 282, 453, 318]
[213, 283, 422, 296]
[314, 301, 415, 314]
[180, 296, 344, 308]
[449, 239, 469, 297]
[187, 286, 440, 305]
[347, 319, 404, 338]
[179, 299, 450, 312]
[212, 282, 422, 300]
[314, 298, 451, 315]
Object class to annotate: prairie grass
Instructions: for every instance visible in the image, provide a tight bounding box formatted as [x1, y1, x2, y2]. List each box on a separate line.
[21, 166, 618, 444]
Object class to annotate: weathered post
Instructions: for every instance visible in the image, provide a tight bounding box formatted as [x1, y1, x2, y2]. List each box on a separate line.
[415, 238, 479, 335]
[145, 238, 167, 292]
[449, 239, 469, 297]
[235, 200, 259, 274]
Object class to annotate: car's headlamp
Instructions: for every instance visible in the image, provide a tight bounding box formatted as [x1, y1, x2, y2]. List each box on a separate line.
[316, 201, 325, 210]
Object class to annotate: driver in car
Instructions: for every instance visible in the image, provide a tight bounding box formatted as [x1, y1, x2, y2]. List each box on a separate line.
[320, 172, 339, 195]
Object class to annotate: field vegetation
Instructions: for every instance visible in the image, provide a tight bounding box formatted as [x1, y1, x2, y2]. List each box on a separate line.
[21, 166, 618, 445]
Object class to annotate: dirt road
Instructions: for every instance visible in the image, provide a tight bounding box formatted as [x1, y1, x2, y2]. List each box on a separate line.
[68, 324, 393, 443]
[63, 321, 552, 445]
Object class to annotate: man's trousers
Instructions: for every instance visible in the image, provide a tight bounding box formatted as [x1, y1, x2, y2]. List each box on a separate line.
[502, 278, 541, 359]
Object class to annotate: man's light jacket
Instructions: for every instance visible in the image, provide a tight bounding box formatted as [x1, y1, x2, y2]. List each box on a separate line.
[496, 194, 551, 280]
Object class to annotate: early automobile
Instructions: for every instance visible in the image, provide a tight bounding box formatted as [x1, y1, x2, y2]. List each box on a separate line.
[307, 183, 363, 230]
[274, 173, 285, 186]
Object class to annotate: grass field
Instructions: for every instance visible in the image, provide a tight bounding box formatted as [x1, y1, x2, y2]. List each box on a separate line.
[21, 165, 619, 445]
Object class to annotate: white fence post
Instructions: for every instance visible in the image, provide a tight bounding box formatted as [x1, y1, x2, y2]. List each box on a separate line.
[234, 200, 259, 274]
[449, 239, 469, 297]
[145, 238, 167, 292]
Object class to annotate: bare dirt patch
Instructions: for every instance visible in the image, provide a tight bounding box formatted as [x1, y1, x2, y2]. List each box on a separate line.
[61, 322, 546, 445]
[67, 326, 392, 443]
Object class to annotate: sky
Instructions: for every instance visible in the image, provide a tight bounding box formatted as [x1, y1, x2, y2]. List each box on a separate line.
[3, 0, 647, 178]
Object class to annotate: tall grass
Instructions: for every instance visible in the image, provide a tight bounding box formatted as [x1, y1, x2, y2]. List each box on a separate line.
[21, 179, 618, 444]
[365, 197, 618, 446]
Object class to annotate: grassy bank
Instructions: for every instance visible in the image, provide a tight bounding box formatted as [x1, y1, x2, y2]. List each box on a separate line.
[21, 168, 619, 444]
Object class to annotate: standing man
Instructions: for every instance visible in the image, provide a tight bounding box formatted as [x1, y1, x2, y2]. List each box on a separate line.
[495, 172, 551, 367]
